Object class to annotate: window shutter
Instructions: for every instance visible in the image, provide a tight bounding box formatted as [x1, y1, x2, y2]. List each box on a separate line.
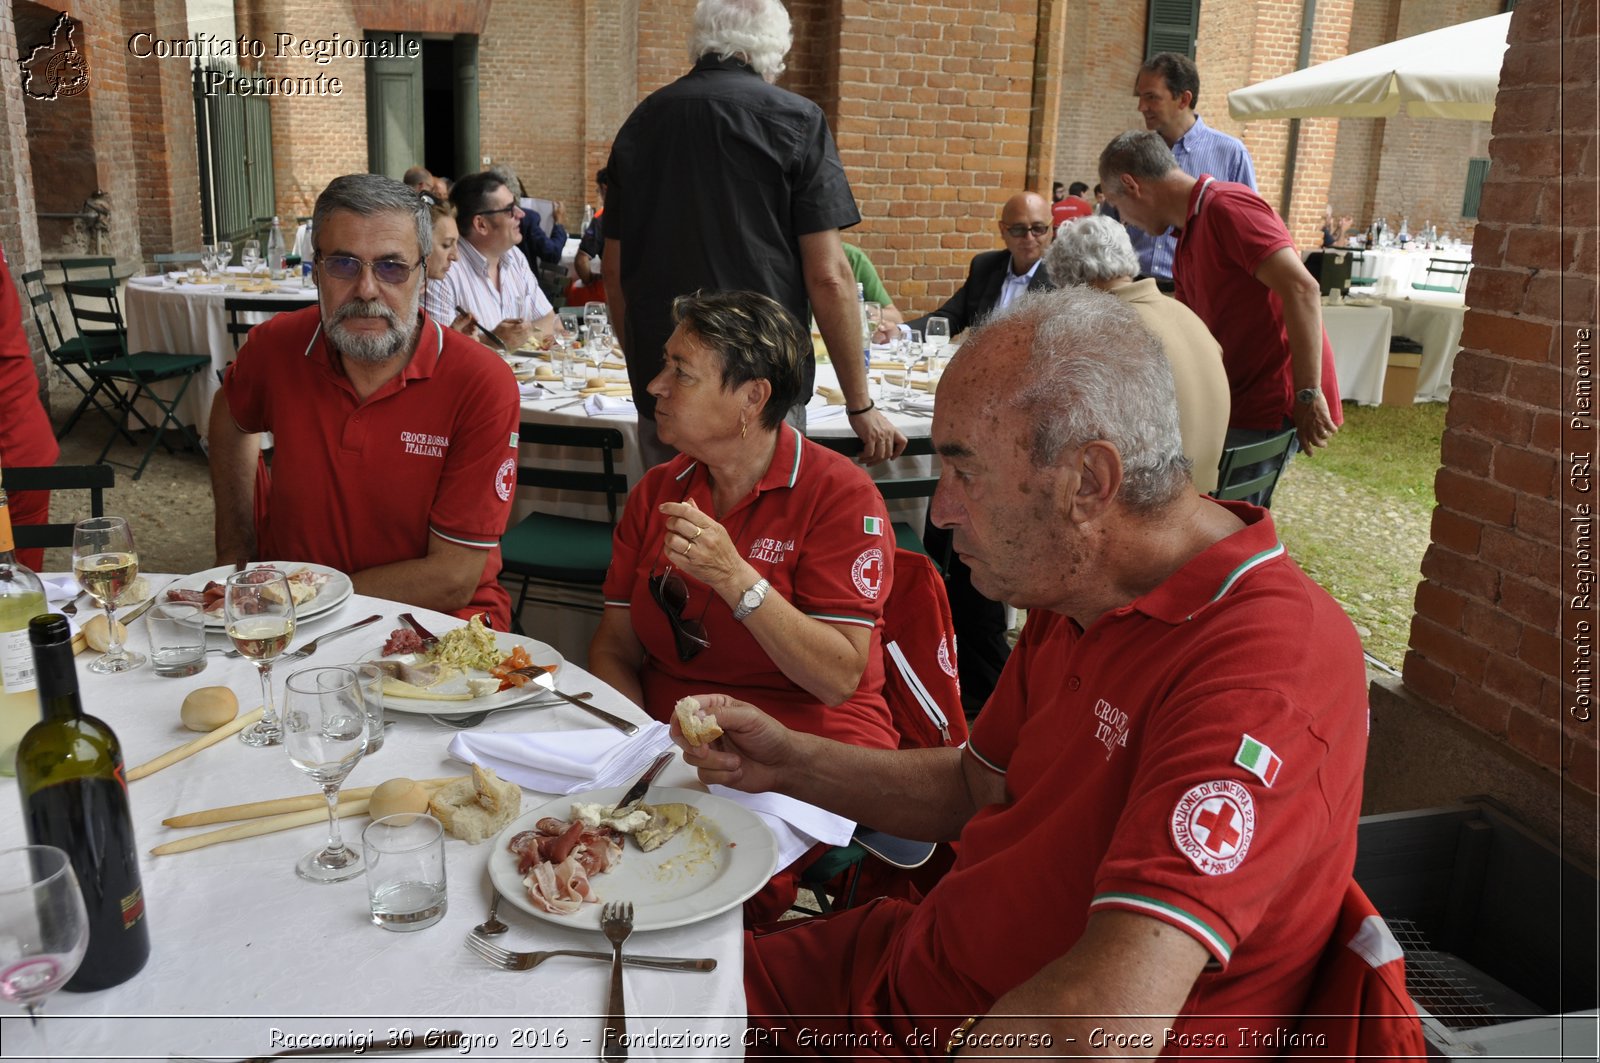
[1462, 157, 1491, 218]
[1147, 0, 1201, 59]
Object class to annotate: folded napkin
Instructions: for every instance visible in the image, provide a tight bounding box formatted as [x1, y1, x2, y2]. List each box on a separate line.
[447, 721, 674, 794]
[816, 385, 845, 406]
[585, 394, 636, 417]
[39, 576, 84, 636]
[708, 785, 855, 870]
[518, 382, 555, 399]
[127, 275, 167, 288]
[902, 396, 937, 414]
[806, 402, 849, 424]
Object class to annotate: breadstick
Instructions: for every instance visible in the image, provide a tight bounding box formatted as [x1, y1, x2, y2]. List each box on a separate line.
[163, 777, 459, 828]
[152, 799, 371, 856]
[126, 708, 265, 782]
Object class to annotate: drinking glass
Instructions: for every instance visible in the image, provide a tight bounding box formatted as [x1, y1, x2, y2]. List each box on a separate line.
[71, 517, 145, 674]
[240, 240, 261, 275]
[0, 845, 88, 1038]
[896, 332, 920, 402]
[282, 666, 368, 883]
[225, 569, 295, 747]
[363, 814, 447, 931]
[216, 240, 233, 269]
[925, 316, 951, 356]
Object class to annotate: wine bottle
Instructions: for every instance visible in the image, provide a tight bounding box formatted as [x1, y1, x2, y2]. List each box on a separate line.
[0, 485, 47, 776]
[16, 614, 151, 991]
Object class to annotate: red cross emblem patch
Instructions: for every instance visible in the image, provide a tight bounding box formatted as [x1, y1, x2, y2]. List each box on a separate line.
[494, 457, 516, 502]
[851, 547, 884, 600]
[1170, 779, 1255, 875]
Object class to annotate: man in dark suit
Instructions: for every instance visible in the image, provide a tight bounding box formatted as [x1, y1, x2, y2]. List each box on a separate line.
[908, 191, 1057, 719]
[907, 191, 1057, 337]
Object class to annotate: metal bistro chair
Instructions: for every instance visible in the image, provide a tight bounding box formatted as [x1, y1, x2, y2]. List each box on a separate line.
[20, 269, 133, 443]
[1412, 258, 1470, 295]
[57, 255, 119, 292]
[811, 434, 946, 568]
[61, 281, 209, 480]
[498, 422, 628, 633]
[1211, 428, 1298, 508]
[1348, 249, 1377, 287]
[221, 295, 316, 381]
[1, 464, 115, 551]
[152, 251, 204, 269]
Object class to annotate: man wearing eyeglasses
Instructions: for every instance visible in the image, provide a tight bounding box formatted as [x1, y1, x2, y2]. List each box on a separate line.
[904, 190, 1058, 717]
[422, 171, 562, 351]
[209, 173, 522, 629]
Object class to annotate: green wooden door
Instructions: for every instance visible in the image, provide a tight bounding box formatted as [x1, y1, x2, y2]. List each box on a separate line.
[366, 32, 424, 180]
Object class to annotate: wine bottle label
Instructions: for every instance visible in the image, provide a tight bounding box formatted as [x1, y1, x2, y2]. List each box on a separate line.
[0, 627, 37, 692]
[121, 886, 146, 929]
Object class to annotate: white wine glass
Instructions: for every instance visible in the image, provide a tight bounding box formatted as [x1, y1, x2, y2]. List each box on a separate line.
[71, 517, 144, 674]
[225, 570, 295, 748]
[925, 315, 951, 358]
[240, 240, 261, 276]
[0, 845, 88, 1044]
[282, 667, 367, 883]
[216, 239, 233, 269]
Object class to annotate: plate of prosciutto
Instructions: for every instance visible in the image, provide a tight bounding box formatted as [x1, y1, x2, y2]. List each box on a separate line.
[488, 786, 777, 931]
[163, 561, 352, 628]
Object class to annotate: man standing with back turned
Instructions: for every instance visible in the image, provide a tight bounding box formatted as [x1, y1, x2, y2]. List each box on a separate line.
[604, 0, 902, 468]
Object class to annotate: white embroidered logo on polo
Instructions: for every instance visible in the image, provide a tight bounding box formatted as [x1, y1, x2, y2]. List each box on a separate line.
[937, 634, 957, 678]
[1170, 780, 1255, 876]
[1092, 698, 1130, 761]
[748, 537, 794, 564]
[399, 430, 450, 458]
[494, 458, 515, 502]
[851, 547, 884, 599]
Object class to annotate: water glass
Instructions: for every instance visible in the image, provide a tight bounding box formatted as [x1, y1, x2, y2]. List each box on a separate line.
[354, 662, 384, 755]
[925, 316, 951, 353]
[145, 601, 206, 678]
[561, 349, 588, 391]
[363, 814, 447, 932]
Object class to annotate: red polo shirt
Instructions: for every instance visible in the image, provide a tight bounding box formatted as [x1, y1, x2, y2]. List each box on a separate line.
[603, 425, 898, 750]
[746, 502, 1369, 1053]
[0, 242, 60, 568]
[222, 306, 520, 627]
[1173, 177, 1343, 431]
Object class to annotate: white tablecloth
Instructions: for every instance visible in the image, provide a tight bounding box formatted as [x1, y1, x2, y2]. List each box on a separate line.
[1378, 291, 1468, 403]
[0, 586, 746, 1060]
[1323, 303, 1394, 407]
[1353, 247, 1472, 292]
[123, 275, 316, 435]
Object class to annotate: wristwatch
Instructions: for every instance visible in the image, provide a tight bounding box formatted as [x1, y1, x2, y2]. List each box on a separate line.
[732, 578, 771, 621]
[1295, 387, 1321, 405]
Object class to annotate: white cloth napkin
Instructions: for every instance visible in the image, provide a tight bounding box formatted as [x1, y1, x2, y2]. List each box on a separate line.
[806, 402, 849, 424]
[447, 722, 675, 794]
[902, 396, 937, 414]
[39, 576, 85, 636]
[127, 275, 167, 288]
[708, 785, 855, 870]
[518, 382, 555, 399]
[584, 394, 636, 417]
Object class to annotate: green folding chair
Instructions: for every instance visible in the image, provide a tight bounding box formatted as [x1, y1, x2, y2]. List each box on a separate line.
[498, 422, 628, 633]
[1211, 428, 1298, 508]
[1, 464, 115, 551]
[20, 269, 134, 443]
[152, 251, 203, 269]
[57, 255, 119, 292]
[1348, 249, 1377, 287]
[62, 281, 209, 480]
[1412, 258, 1470, 294]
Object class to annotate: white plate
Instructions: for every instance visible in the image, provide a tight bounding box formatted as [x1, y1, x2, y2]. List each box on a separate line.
[163, 561, 353, 629]
[373, 628, 564, 716]
[489, 786, 777, 932]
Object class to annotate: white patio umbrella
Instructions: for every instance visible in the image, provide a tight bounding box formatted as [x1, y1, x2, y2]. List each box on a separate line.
[1227, 12, 1511, 122]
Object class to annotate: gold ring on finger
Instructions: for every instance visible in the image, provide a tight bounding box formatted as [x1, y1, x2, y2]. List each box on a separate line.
[685, 541, 695, 557]
[691, 526, 704, 541]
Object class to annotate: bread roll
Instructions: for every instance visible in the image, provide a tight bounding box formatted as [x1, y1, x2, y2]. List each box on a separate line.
[81, 614, 127, 653]
[675, 696, 723, 746]
[180, 686, 239, 732]
[428, 764, 521, 843]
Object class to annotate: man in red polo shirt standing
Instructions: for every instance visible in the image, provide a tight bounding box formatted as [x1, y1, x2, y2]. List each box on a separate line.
[209, 174, 521, 628]
[676, 288, 1384, 1056]
[1099, 130, 1340, 506]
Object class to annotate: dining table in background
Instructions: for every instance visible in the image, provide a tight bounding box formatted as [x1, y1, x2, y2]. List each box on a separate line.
[1352, 245, 1473, 292]
[122, 272, 317, 437]
[1374, 289, 1468, 404]
[0, 583, 748, 1061]
[1322, 300, 1395, 407]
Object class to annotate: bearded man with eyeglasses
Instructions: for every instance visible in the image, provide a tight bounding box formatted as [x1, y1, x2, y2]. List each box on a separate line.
[208, 173, 523, 629]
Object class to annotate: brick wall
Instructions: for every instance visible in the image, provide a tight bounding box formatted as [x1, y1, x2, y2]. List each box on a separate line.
[480, 0, 584, 205]
[123, 0, 203, 261]
[1405, 0, 1598, 796]
[18, 4, 99, 260]
[1051, 0, 1145, 194]
[1, 1, 45, 381]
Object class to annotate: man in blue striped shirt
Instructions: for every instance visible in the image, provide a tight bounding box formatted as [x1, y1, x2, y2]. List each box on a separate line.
[1121, 52, 1257, 287]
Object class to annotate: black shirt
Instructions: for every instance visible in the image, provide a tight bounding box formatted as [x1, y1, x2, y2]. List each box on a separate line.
[604, 55, 860, 417]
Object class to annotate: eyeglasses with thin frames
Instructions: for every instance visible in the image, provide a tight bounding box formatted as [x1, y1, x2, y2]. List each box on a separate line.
[475, 203, 520, 219]
[1003, 223, 1052, 238]
[315, 255, 422, 286]
[649, 565, 710, 662]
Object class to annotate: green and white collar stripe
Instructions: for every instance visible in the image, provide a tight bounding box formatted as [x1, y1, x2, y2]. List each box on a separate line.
[1090, 892, 1232, 961]
[1186, 542, 1285, 620]
[782, 424, 802, 487]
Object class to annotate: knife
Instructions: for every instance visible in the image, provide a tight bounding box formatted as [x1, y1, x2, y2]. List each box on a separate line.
[398, 612, 440, 650]
[611, 750, 674, 816]
[116, 595, 159, 627]
[526, 670, 639, 735]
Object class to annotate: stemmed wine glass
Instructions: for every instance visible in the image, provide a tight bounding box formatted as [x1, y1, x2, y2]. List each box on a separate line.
[925, 315, 951, 357]
[281, 667, 368, 882]
[71, 517, 144, 674]
[225, 569, 295, 748]
[0, 845, 89, 1041]
[216, 240, 233, 271]
[240, 240, 261, 277]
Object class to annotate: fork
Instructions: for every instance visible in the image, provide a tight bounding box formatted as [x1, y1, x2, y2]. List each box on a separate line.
[432, 690, 594, 730]
[58, 591, 88, 616]
[601, 901, 635, 1062]
[465, 931, 714, 972]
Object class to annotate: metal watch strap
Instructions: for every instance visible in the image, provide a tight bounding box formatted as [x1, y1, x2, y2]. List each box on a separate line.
[732, 578, 770, 621]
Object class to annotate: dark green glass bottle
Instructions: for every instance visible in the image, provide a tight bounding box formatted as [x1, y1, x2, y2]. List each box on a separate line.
[16, 614, 150, 990]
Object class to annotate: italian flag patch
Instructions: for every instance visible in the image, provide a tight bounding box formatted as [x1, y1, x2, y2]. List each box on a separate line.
[1234, 735, 1281, 787]
[863, 516, 883, 535]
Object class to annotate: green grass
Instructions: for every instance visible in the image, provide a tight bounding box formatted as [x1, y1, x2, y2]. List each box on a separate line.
[1271, 403, 1447, 670]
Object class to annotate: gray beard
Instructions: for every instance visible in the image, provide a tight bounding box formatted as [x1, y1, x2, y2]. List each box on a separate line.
[325, 294, 420, 364]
